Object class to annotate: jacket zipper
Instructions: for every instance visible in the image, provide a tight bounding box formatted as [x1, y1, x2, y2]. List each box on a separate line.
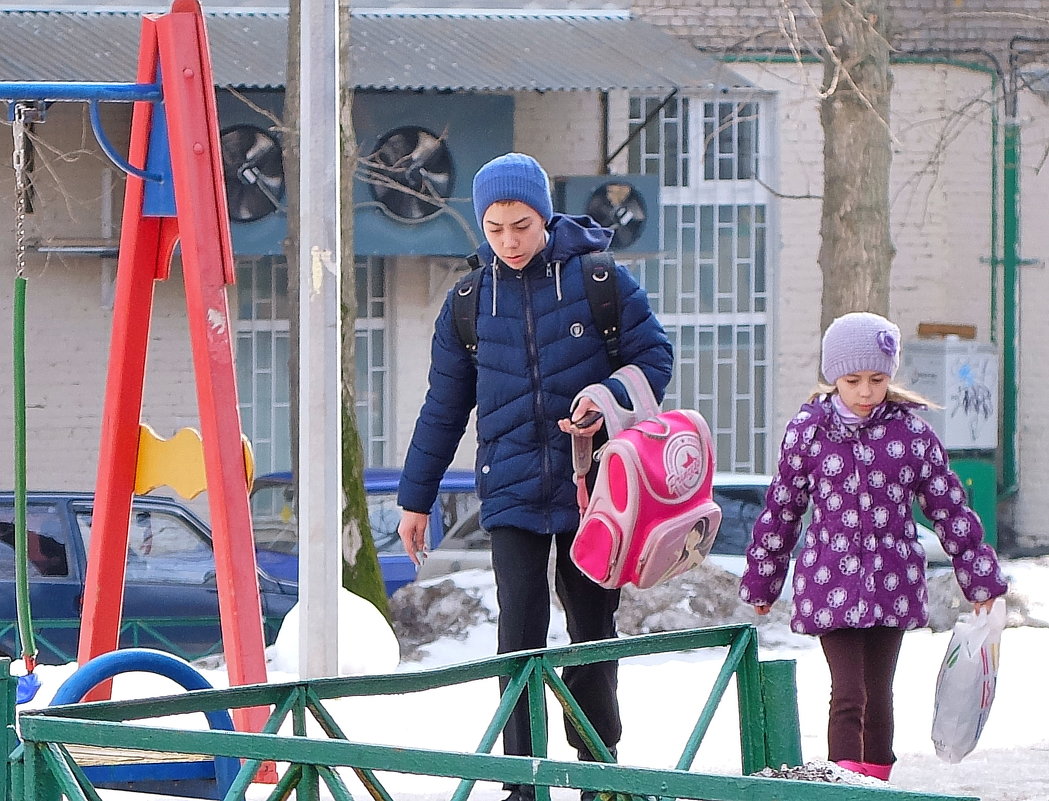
[522, 270, 553, 529]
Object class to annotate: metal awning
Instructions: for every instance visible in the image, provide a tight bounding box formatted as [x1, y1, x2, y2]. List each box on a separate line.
[350, 11, 750, 92]
[0, 8, 750, 93]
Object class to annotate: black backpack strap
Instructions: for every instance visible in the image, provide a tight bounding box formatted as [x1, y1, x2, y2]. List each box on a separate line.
[581, 251, 622, 369]
[452, 256, 484, 362]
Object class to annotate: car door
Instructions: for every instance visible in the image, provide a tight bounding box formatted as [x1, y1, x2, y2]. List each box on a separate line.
[0, 498, 83, 665]
[74, 502, 224, 661]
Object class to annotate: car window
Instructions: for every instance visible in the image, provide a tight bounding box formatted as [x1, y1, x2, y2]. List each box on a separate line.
[439, 509, 488, 550]
[710, 486, 766, 556]
[250, 483, 298, 555]
[369, 492, 402, 554]
[436, 491, 482, 547]
[0, 502, 69, 578]
[76, 507, 216, 585]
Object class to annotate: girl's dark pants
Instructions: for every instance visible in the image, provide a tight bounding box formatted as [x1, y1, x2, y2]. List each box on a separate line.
[820, 625, 905, 765]
[490, 526, 622, 771]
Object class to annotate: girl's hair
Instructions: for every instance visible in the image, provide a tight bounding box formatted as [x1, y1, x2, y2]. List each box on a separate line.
[808, 381, 940, 408]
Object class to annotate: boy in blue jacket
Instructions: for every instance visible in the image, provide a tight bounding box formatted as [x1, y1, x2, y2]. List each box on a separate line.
[398, 152, 673, 801]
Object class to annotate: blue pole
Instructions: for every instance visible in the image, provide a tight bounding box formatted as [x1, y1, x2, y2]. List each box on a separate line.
[0, 81, 160, 103]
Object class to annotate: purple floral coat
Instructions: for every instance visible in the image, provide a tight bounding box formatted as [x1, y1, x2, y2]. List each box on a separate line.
[739, 396, 1008, 636]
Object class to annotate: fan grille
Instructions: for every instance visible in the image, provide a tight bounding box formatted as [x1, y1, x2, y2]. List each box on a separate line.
[367, 125, 454, 222]
[586, 181, 648, 250]
[220, 124, 285, 223]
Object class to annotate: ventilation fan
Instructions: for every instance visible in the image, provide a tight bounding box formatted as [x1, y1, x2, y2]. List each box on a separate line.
[220, 124, 285, 223]
[586, 180, 649, 250]
[555, 175, 661, 254]
[352, 92, 513, 256]
[367, 125, 454, 222]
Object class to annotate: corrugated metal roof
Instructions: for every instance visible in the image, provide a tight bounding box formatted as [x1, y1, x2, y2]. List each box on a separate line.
[0, 8, 749, 92]
[350, 11, 748, 92]
[0, 9, 289, 88]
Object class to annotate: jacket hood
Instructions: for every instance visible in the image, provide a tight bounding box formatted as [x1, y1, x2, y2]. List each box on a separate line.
[475, 213, 613, 267]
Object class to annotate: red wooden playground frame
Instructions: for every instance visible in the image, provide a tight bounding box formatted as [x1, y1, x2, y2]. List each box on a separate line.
[74, 0, 271, 740]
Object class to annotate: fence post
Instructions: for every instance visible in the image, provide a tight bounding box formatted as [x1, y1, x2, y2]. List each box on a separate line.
[759, 659, 803, 769]
[733, 627, 768, 775]
[0, 659, 16, 798]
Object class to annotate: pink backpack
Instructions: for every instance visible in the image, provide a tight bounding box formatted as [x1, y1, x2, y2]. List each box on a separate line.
[569, 366, 722, 590]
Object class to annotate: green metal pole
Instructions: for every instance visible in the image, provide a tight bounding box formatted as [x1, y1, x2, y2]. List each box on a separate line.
[758, 660, 803, 769]
[0, 660, 14, 799]
[1001, 120, 1020, 495]
[12, 276, 36, 666]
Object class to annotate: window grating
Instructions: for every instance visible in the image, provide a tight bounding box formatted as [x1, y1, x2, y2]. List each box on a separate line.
[629, 94, 772, 474]
[235, 255, 390, 473]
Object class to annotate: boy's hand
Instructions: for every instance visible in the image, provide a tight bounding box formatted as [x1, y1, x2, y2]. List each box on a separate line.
[558, 401, 605, 435]
[398, 510, 430, 565]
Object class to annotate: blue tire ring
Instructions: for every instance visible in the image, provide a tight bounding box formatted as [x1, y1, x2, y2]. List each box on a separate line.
[51, 648, 239, 796]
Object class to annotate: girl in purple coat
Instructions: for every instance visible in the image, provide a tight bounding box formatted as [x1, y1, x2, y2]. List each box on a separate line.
[739, 312, 1007, 782]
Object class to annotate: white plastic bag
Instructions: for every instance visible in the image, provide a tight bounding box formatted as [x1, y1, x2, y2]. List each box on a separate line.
[930, 596, 1006, 763]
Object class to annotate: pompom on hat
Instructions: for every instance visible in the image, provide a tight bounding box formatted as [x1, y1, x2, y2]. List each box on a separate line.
[821, 312, 902, 384]
[472, 152, 554, 228]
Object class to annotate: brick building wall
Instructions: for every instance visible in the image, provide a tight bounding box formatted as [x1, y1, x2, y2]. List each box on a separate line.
[633, 0, 1049, 64]
[633, 0, 1049, 548]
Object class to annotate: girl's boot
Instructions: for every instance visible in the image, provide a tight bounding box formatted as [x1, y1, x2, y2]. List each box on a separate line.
[861, 762, 893, 781]
[835, 760, 866, 774]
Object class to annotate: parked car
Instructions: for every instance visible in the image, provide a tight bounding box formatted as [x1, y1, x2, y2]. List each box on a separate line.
[248, 469, 479, 597]
[0, 492, 299, 666]
[415, 472, 951, 582]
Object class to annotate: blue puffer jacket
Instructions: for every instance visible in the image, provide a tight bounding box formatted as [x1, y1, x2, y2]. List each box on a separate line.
[397, 213, 674, 536]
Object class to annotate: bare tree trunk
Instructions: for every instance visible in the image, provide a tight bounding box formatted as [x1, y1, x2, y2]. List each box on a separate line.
[284, 2, 300, 478]
[818, 0, 895, 332]
[338, 0, 390, 621]
[286, 0, 389, 619]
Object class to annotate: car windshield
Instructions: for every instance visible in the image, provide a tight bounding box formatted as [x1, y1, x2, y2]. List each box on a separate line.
[250, 483, 298, 556]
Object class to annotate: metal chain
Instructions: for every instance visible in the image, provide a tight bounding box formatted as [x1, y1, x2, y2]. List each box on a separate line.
[12, 102, 28, 279]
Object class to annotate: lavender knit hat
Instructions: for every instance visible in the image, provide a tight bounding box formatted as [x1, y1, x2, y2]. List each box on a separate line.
[821, 312, 901, 383]
[472, 153, 554, 228]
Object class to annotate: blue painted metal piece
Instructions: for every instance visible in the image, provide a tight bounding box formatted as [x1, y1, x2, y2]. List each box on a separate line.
[51, 648, 238, 798]
[0, 81, 161, 103]
[0, 80, 174, 195]
[142, 97, 177, 216]
[89, 101, 164, 184]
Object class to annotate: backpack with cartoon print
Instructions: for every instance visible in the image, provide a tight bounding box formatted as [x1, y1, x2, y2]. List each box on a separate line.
[568, 365, 723, 589]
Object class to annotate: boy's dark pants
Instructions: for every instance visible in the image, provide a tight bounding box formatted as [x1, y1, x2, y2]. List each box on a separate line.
[490, 526, 622, 771]
[820, 625, 905, 766]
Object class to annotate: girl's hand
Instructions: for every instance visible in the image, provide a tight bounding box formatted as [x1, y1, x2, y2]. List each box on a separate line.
[973, 598, 998, 615]
[753, 604, 771, 616]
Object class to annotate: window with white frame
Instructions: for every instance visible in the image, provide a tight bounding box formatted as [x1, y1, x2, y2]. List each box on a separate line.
[235, 255, 390, 474]
[628, 95, 772, 473]
[236, 255, 291, 476]
[354, 257, 390, 466]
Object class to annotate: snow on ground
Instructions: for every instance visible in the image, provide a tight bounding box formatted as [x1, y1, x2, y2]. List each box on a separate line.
[18, 557, 1049, 800]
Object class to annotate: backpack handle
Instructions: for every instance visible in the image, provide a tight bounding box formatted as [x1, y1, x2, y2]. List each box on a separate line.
[570, 365, 661, 512]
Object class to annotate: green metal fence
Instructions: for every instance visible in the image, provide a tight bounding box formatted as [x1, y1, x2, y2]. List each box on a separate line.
[5, 625, 978, 801]
[0, 615, 286, 664]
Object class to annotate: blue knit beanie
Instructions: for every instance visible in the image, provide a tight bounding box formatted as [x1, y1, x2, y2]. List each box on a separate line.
[821, 312, 901, 383]
[472, 153, 553, 228]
